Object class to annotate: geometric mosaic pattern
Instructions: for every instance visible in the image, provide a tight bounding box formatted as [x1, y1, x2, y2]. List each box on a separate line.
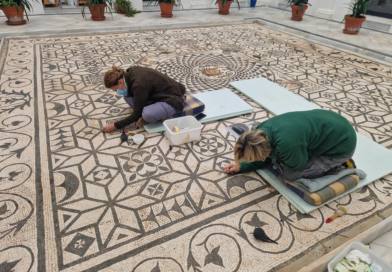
[0, 23, 392, 271]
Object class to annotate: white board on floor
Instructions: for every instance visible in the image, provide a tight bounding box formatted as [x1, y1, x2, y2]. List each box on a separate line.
[230, 77, 392, 213]
[144, 88, 253, 133]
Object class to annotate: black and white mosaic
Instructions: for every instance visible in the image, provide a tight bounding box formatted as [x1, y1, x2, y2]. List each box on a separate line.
[0, 23, 392, 271]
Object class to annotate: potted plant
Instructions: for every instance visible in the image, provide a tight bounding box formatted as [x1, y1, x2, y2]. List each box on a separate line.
[115, 0, 136, 16]
[82, 0, 112, 21]
[0, 0, 35, 25]
[158, 0, 174, 18]
[343, 0, 369, 34]
[216, 0, 239, 15]
[287, 0, 309, 21]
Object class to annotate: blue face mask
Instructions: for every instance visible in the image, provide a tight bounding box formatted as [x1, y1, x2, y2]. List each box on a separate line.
[116, 88, 127, 97]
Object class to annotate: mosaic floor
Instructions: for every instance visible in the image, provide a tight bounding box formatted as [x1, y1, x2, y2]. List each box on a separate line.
[1, 22, 392, 272]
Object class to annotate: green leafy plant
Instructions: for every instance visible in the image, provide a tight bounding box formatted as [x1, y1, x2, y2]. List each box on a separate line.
[0, 0, 34, 11]
[115, 0, 136, 16]
[158, 0, 175, 4]
[349, 0, 369, 18]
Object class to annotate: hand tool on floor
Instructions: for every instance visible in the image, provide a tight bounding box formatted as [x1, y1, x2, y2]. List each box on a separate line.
[120, 129, 129, 145]
[232, 123, 249, 135]
[228, 123, 250, 139]
[326, 206, 347, 224]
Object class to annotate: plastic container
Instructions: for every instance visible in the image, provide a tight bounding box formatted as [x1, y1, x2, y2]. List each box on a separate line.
[328, 241, 392, 272]
[163, 116, 202, 146]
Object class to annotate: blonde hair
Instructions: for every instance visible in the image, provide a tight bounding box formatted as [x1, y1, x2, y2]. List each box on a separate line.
[234, 130, 272, 162]
[104, 65, 124, 88]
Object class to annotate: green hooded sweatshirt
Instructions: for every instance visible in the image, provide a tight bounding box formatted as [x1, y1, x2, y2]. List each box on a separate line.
[240, 109, 357, 173]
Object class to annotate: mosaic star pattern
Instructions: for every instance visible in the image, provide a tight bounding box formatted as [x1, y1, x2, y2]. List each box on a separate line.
[0, 23, 392, 271]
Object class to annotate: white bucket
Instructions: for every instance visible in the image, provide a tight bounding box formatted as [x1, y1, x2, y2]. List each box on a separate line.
[163, 116, 202, 146]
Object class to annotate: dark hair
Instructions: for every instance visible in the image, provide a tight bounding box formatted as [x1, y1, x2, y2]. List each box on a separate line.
[104, 65, 124, 88]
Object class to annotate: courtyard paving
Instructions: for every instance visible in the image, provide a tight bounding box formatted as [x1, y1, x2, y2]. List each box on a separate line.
[0, 8, 392, 272]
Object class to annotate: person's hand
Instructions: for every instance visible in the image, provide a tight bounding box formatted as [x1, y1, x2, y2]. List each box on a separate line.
[102, 123, 116, 133]
[224, 162, 240, 174]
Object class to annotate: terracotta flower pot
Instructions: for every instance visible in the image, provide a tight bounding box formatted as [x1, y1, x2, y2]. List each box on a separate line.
[217, 0, 232, 15]
[159, 2, 173, 18]
[1, 6, 26, 25]
[291, 4, 308, 21]
[88, 4, 106, 21]
[343, 15, 366, 35]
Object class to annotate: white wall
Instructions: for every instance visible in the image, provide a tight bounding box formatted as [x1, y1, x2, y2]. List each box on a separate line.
[131, 0, 143, 11]
[307, 0, 336, 19]
[332, 0, 352, 21]
[307, 0, 351, 20]
[0, 0, 353, 19]
[181, 0, 213, 9]
[180, 0, 272, 9]
[30, 0, 45, 14]
[267, 0, 352, 21]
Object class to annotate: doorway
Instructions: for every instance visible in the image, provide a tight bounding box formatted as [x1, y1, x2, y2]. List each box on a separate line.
[367, 0, 392, 19]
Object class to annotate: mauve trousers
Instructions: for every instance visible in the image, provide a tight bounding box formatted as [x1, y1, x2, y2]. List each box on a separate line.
[124, 97, 177, 123]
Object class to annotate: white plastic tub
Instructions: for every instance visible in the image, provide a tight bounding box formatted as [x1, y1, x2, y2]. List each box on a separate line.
[163, 116, 202, 146]
[328, 241, 392, 272]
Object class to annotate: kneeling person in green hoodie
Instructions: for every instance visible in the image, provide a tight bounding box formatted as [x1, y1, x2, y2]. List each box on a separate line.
[224, 109, 357, 180]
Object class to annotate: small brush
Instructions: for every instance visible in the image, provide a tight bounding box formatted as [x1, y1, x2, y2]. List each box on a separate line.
[120, 129, 129, 145]
[326, 206, 347, 224]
